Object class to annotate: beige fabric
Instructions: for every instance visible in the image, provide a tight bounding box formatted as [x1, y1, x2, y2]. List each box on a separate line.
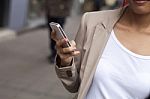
[55, 7, 126, 99]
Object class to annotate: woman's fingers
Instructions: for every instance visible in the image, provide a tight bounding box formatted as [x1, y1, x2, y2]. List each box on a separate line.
[56, 38, 66, 48]
[51, 30, 80, 65]
[56, 39, 80, 55]
[72, 50, 80, 56]
[58, 50, 80, 60]
[55, 39, 80, 65]
[61, 46, 76, 54]
[70, 40, 76, 47]
[51, 30, 58, 41]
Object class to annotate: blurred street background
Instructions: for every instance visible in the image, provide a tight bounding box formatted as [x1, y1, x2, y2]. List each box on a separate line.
[0, 0, 122, 99]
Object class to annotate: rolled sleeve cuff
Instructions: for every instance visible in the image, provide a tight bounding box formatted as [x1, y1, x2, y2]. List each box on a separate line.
[55, 59, 76, 78]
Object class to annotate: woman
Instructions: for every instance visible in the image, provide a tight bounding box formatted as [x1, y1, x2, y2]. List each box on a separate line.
[51, 0, 150, 98]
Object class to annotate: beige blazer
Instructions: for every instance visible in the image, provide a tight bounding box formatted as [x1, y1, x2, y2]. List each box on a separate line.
[55, 7, 126, 99]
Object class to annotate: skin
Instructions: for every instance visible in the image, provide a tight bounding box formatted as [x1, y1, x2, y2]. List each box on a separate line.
[51, 0, 150, 66]
[114, 0, 150, 56]
[51, 31, 80, 66]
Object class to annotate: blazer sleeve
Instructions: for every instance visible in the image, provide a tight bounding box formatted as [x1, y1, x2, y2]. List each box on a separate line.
[55, 13, 88, 93]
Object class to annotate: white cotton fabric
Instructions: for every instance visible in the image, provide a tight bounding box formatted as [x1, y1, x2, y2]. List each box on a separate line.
[85, 30, 150, 99]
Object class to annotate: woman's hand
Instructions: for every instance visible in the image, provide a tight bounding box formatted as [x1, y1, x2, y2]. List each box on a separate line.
[51, 30, 80, 66]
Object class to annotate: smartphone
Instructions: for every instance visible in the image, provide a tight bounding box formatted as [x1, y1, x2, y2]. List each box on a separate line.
[49, 22, 71, 47]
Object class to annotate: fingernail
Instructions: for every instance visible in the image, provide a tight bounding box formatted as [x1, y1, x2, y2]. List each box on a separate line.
[64, 38, 68, 42]
[74, 51, 80, 55]
[74, 48, 79, 51]
[65, 38, 68, 41]
[73, 48, 76, 51]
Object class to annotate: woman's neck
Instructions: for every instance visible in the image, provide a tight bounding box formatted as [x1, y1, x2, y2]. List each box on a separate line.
[121, 7, 150, 32]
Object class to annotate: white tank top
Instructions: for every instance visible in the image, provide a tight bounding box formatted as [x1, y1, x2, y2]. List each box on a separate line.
[86, 30, 150, 99]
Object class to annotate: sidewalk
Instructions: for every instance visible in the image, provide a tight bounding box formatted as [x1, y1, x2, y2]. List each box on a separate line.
[0, 29, 16, 42]
[0, 15, 81, 99]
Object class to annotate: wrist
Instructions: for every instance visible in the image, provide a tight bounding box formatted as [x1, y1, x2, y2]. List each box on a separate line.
[60, 58, 73, 67]
[56, 55, 73, 67]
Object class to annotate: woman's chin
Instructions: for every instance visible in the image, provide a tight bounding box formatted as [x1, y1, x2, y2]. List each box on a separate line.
[129, 0, 150, 15]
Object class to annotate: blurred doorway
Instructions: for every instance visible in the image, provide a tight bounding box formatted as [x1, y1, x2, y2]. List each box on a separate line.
[0, 0, 9, 27]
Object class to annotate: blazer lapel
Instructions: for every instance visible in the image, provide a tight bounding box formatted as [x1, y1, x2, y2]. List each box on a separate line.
[78, 23, 109, 98]
[78, 7, 127, 99]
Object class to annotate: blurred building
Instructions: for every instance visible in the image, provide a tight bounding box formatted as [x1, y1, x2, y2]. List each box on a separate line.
[0, 0, 121, 32]
[0, 0, 29, 31]
[0, 0, 45, 32]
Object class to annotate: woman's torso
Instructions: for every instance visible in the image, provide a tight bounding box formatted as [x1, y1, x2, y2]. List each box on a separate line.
[86, 30, 150, 99]
[84, 7, 150, 98]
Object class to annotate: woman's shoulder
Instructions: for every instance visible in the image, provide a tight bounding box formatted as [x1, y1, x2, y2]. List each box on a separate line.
[85, 8, 123, 18]
[82, 8, 123, 26]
